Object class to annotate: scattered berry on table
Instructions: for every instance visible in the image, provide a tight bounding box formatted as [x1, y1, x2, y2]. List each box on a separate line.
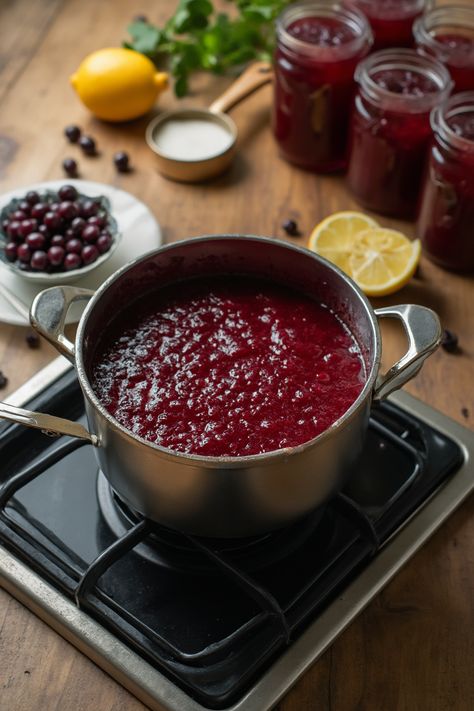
[25, 331, 40, 349]
[441, 329, 459, 353]
[282, 219, 300, 237]
[62, 158, 78, 177]
[64, 125, 81, 143]
[79, 135, 97, 156]
[113, 151, 131, 173]
[0, 371, 8, 389]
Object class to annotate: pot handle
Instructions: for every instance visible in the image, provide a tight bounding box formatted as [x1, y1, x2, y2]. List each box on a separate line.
[0, 402, 97, 444]
[30, 286, 95, 363]
[373, 304, 442, 402]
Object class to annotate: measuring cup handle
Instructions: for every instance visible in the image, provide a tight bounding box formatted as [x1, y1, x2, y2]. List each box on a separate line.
[209, 61, 273, 115]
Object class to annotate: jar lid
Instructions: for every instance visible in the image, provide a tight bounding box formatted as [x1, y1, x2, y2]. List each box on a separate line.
[355, 48, 453, 113]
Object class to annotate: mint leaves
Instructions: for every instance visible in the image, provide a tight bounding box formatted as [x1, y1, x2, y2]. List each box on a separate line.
[124, 0, 289, 96]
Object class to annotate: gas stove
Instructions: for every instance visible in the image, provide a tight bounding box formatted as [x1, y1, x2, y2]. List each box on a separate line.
[1, 358, 473, 711]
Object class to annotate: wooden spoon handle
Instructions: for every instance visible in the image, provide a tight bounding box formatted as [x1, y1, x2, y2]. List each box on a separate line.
[209, 61, 273, 115]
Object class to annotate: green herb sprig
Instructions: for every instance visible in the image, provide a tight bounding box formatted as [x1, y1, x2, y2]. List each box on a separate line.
[124, 0, 289, 96]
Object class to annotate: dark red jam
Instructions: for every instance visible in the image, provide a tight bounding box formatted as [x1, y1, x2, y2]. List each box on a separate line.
[432, 35, 474, 93]
[347, 50, 452, 218]
[417, 95, 474, 271]
[287, 16, 356, 46]
[448, 109, 474, 141]
[370, 68, 439, 96]
[273, 4, 371, 173]
[347, 0, 425, 50]
[91, 278, 365, 457]
[413, 8, 474, 93]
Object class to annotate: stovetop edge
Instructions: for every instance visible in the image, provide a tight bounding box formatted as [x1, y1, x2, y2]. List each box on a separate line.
[2, 358, 474, 711]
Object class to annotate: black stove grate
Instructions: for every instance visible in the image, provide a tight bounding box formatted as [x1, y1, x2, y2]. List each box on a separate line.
[0, 370, 464, 709]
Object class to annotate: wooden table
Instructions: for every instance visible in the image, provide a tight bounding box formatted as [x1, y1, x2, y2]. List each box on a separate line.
[1, 1, 473, 709]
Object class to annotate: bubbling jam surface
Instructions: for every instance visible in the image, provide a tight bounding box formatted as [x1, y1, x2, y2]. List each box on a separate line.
[417, 33, 474, 92]
[91, 278, 366, 457]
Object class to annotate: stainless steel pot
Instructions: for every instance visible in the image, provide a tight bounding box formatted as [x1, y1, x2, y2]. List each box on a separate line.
[0, 236, 441, 537]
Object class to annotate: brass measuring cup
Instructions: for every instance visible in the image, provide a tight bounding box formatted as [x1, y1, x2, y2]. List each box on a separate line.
[145, 62, 272, 182]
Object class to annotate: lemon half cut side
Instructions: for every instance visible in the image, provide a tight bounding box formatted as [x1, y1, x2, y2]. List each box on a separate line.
[347, 228, 421, 297]
[308, 212, 421, 297]
[308, 211, 379, 274]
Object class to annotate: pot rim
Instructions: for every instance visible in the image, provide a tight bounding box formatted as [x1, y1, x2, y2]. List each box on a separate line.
[75, 234, 381, 466]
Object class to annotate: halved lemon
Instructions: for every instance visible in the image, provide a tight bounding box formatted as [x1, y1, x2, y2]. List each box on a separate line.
[347, 228, 421, 297]
[308, 211, 379, 273]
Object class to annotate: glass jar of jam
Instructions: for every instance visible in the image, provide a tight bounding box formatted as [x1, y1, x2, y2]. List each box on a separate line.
[413, 6, 474, 93]
[347, 0, 427, 50]
[417, 92, 474, 271]
[273, 1, 372, 173]
[346, 49, 452, 218]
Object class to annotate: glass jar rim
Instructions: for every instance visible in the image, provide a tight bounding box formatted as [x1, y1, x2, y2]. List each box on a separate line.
[431, 91, 474, 154]
[413, 5, 474, 65]
[276, 0, 373, 62]
[350, 0, 427, 21]
[355, 48, 453, 113]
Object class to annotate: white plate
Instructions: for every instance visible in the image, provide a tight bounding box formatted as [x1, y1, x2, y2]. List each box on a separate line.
[0, 180, 162, 326]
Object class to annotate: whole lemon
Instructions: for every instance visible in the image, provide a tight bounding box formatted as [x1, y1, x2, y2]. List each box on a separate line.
[70, 48, 168, 122]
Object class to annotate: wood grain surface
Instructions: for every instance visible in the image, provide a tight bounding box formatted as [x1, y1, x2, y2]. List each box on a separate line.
[1, 1, 473, 710]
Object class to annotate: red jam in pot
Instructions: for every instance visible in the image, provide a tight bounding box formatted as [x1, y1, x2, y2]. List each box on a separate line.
[417, 92, 474, 271]
[346, 49, 452, 218]
[91, 278, 366, 457]
[413, 8, 474, 93]
[347, 0, 426, 50]
[273, 1, 372, 173]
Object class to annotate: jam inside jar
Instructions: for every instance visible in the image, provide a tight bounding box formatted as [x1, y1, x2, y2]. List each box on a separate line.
[346, 0, 426, 50]
[417, 92, 474, 271]
[273, 1, 372, 173]
[346, 49, 452, 218]
[413, 6, 474, 93]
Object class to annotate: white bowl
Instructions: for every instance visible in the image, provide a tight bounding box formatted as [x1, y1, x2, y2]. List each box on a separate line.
[0, 189, 121, 285]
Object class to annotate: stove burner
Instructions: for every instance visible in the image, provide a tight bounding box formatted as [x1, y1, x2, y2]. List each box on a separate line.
[96, 470, 328, 573]
[0, 366, 466, 711]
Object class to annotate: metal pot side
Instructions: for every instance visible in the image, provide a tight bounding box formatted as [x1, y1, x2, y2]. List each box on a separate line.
[19, 235, 441, 538]
[75, 236, 379, 536]
[83, 390, 370, 536]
